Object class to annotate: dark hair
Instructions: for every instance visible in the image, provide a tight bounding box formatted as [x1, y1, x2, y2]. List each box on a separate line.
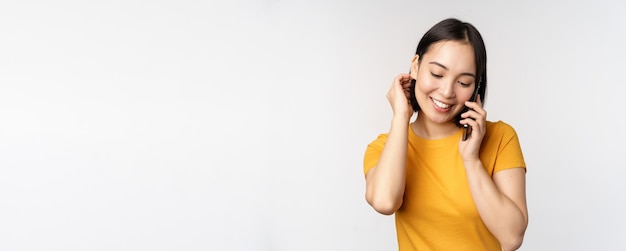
[409, 18, 488, 124]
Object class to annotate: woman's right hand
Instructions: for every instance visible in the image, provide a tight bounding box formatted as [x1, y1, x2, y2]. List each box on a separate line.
[386, 73, 413, 122]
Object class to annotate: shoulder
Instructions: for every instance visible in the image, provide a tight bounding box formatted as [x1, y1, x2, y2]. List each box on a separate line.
[363, 133, 390, 175]
[483, 120, 522, 148]
[486, 120, 518, 138]
[366, 133, 389, 149]
[482, 120, 526, 171]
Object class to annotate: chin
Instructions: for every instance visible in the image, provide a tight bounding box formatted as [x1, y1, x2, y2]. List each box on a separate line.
[426, 110, 459, 124]
[423, 114, 453, 125]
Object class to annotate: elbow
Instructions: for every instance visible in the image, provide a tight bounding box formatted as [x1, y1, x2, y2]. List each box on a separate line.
[500, 234, 524, 251]
[372, 203, 397, 215]
[500, 217, 528, 251]
[365, 193, 401, 215]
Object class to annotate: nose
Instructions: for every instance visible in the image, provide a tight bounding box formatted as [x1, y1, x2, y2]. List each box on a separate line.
[439, 80, 456, 99]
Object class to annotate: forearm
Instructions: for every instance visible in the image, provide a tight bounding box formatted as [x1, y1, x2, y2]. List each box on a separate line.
[464, 160, 527, 250]
[365, 117, 409, 215]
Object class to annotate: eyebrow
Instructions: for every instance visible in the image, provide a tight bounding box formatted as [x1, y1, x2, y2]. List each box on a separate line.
[429, 61, 476, 78]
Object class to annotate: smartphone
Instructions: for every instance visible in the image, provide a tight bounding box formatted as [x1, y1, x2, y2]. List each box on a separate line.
[461, 78, 482, 141]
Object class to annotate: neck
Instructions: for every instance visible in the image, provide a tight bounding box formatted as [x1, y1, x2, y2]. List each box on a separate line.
[411, 114, 459, 139]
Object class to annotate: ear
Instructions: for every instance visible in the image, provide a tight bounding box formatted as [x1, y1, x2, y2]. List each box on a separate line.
[410, 55, 420, 79]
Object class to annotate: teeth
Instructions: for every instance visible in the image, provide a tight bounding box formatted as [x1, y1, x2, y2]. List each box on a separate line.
[432, 98, 451, 109]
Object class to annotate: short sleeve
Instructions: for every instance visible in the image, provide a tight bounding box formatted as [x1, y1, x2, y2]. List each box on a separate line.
[363, 134, 388, 177]
[490, 121, 526, 173]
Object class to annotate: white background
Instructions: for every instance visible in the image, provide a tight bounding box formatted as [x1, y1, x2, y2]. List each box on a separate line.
[1, 0, 624, 250]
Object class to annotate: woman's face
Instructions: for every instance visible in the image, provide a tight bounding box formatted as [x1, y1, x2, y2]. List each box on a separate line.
[411, 40, 477, 125]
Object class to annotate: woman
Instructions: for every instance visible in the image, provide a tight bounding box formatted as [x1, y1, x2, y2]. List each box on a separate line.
[363, 18, 528, 251]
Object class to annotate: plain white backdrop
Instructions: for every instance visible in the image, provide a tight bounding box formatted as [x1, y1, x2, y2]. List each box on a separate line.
[1, 0, 624, 250]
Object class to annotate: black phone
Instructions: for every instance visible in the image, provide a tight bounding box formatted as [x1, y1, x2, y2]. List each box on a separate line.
[461, 78, 482, 141]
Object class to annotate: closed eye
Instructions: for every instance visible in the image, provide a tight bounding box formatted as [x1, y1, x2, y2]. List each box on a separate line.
[458, 81, 471, 87]
[430, 72, 442, 78]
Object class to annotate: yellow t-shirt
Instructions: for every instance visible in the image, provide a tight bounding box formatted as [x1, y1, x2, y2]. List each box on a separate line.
[363, 121, 526, 251]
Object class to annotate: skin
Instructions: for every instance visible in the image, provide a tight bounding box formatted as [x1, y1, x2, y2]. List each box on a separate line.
[365, 40, 528, 251]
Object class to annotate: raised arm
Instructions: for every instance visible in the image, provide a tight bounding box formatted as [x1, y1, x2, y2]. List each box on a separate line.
[365, 74, 413, 215]
[459, 99, 528, 250]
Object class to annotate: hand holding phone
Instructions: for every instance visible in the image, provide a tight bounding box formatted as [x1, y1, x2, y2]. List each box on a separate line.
[461, 78, 482, 141]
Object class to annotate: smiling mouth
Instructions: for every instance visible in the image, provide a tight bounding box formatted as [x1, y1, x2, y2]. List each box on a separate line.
[431, 98, 452, 109]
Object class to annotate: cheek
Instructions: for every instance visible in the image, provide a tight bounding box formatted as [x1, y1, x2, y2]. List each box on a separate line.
[415, 77, 437, 96]
[458, 88, 475, 101]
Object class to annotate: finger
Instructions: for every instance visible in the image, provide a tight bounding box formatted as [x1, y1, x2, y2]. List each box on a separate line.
[393, 74, 405, 85]
[461, 109, 485, 122]
[461, 118, 482, 134]
[464, 100, 486, 116]
[396, 73, 411, 81]
[460, 118, 474, 127]
[400, 80, 411, 89]
[395, 74, 410, 86]
[464, 100, 478, 110]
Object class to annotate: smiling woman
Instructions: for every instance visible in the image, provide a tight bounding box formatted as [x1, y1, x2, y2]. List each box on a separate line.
[363, 18, 528, 251]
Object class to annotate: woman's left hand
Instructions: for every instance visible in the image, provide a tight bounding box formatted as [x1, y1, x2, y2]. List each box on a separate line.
[458, 94, 486, 162]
